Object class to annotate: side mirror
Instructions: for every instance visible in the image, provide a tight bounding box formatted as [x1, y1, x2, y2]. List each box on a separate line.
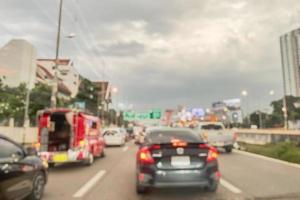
[26, 147, 38, 156]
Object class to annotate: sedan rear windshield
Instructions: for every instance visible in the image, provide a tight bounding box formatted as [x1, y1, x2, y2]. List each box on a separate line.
[201, 124, 223, 130]
[147, 130, 202, 144]
[103, 130, 118, 136]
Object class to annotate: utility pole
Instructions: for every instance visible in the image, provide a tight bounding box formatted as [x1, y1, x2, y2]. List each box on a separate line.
[279, 36, 289, 129]
[51, 0, 63, 108]
[23, 45, 34, 128]
[257, 111, 263, 129]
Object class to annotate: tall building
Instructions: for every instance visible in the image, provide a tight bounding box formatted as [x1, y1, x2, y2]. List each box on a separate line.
[0, 39, 37, 88]
[280, 28, 300, 96]
[36, 59, 80, 99]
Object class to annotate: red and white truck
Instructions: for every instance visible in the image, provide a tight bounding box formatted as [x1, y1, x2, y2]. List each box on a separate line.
[36, 108, 105, 167]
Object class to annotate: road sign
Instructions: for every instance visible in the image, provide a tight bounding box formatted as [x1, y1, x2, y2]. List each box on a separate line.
[150, 109, 162, 119]
[123, 111, 135, 121]
[135, 113, 150, 120]
[75, 101, 85, 109]
[123, 109, 162, 121]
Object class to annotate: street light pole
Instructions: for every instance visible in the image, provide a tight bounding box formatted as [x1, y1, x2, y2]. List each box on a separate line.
[241, 90, 249, 127]
[51, 0, 63, 108]
[279, 37, 289, 129]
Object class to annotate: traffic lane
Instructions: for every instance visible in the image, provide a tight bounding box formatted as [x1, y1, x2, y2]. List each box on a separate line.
[85, 143, 243, 200]
[218, 150, 300, 199]
[43, 145, 129, 200]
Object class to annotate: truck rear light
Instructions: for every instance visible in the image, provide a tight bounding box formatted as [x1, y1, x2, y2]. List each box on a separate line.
[138, 173, 145, 181]
[34, 142, 40, 151]
[207, 147, 218, 162]
[233, 132, 237, 140]
[137, 147, 154, 165]
[79, 140, 86, 147]
[77, 151, 84, 160]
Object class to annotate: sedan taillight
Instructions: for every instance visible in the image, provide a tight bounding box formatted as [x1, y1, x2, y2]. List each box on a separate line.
[233, 132, 237, 141]
[199, 144, 218, 162]
[207, 147, 218, 162]
[137, 147, 154, 165]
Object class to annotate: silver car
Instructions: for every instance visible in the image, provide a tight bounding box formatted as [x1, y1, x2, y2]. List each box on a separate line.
[194, 122, 237, 153]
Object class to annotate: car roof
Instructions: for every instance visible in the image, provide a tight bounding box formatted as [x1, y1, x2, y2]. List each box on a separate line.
[197, 122, 224, 126]
[0, 134, 17, 141]
[146, 127, 193, 132]
[103, 127, 122, 131]
[0, 134, 23, 148]
[0, 134, 10, 140]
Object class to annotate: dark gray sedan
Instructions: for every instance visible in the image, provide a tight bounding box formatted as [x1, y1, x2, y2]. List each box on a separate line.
[135, 128, 220, 194]
[0, 134, 48, 200]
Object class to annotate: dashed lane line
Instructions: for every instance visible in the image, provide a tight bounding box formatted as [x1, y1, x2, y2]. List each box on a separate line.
[220, 178, 242, 194]
[73, 170, 106, 198]
[122, 146, 129, 152]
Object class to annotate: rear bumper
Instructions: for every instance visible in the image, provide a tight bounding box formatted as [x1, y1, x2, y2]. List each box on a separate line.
[138, 168, 219, 188]
[39, 149, 88, 164]
[154, 181, 209, 188]
[210, 141, 234, 147]
[105, 139, 124, 146]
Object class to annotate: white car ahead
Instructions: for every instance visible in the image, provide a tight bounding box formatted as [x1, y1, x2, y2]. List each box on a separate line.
[194, 122, 237, 153]
[103, 128, 126, 146]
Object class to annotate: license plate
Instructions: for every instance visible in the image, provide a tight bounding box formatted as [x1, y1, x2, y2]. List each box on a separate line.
[53, 153, 68, 162]
[171, 156, 190, 167]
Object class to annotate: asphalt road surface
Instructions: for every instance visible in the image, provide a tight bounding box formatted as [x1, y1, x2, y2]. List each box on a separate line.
[43, 141, 300, 200]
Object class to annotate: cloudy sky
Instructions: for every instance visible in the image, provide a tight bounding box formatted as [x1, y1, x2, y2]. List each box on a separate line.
[1, 0, 300, 112]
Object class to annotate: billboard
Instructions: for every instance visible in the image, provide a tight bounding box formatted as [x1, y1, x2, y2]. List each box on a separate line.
[223, 98, 241, 110]
[212, 98, 242, 123]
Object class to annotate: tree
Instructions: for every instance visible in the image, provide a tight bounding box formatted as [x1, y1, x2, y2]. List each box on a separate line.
[249, 111, 268, 128]
[28, 83, 52, 125]
[0, 81, 26, 126]
[107, 109, 117, 125]
[271, 96, 300, 121]
[72, 78, 98, 115]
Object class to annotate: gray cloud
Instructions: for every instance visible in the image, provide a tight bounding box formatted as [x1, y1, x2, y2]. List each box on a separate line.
[98, 41, 145, 57]
[1, 0, 300, 112]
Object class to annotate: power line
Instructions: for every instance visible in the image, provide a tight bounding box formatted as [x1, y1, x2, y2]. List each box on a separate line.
[32, 0, 102, 79]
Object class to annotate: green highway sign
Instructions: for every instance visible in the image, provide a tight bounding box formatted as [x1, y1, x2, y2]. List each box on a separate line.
[123, 111, 135, 121]
[135, 113, 150, 120]
[123, 109, 162, 121]
[150, 109, 162, 119]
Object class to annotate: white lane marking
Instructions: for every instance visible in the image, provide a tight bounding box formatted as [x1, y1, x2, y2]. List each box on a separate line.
[234, 149, 300, 169]
[220, 178, 242, 194]
[73, 170, 106, 198]
[122, 146, 128, 152]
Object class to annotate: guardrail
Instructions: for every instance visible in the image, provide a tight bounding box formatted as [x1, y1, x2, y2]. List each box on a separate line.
[235, 129, 300, 145]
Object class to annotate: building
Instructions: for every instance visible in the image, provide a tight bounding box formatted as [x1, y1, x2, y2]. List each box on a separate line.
[36, 59, 80, 99]
[280, 28, 300, 96]
[212, 99, 243, 125]
[0, 39, 37, 88]
[92, 81, 111, 110]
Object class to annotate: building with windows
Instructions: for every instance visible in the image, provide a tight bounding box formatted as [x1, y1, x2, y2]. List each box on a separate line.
[280, 28, 300, 96]
[36, 59, 80, 99]
[0, 39, 37, 88]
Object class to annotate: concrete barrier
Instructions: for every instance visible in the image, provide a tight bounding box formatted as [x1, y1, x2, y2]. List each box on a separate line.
[236, 129, 300, 145]
[0, 126, 38, 144]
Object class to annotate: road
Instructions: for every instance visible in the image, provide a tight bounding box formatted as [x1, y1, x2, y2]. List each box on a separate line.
[43, 141, 300, 200]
